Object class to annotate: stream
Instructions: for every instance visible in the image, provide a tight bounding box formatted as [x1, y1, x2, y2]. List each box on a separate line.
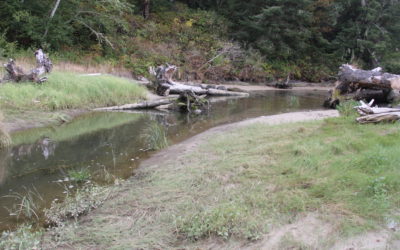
[0, 90, 328, 232]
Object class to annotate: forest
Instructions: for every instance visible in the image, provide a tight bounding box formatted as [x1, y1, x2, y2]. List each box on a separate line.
[1, 0, 400, 82]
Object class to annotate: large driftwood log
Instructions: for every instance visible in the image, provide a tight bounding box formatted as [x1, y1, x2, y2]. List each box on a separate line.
[325, 64, 400, 108]
[1, 49, 52, 84]
[152, 64, 249, 97]
[339, 64, 400, 90]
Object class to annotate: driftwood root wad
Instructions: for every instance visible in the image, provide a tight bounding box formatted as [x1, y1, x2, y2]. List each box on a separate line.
[1, 49, 52, 84]
[151, 64, 249, 97]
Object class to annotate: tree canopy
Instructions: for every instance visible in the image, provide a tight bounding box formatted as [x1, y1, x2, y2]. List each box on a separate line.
[1, 0, 400, 77]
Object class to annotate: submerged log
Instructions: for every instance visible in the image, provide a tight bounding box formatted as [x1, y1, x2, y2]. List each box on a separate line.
[94, 98, 177, 111]
[1, 49, 52, 84]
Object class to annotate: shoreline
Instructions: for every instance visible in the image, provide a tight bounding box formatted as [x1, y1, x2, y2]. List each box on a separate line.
[3, 85, 331, 134]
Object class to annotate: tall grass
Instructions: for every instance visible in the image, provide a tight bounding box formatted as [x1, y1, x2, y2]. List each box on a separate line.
[0, 72, 147, 111]
[3, 187, 43, 221]
[141, 122, 169, 150]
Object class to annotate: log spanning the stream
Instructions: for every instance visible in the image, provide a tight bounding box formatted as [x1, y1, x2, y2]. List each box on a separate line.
[355, 100, 400, 124]
[1, 49, 52, 84]
[152, 64, 249, 97]
[325, 64, 400, 108]
[94, 98, 177, 111]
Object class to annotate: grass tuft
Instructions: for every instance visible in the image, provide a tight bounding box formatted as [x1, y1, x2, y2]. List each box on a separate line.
[141, 122, 169, 150]
[3, 187, 43, 221]
[68, 168, 91, 183]
[336, 100, 359, 117]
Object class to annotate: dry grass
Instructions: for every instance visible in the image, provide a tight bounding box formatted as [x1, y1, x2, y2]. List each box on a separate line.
[0, 57, 133, 79]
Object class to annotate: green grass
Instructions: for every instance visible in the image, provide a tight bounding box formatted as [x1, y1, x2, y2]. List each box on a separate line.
[0, 72, 147, 111]
[68, 168, 91, 183]
[40, 115, 400, 249]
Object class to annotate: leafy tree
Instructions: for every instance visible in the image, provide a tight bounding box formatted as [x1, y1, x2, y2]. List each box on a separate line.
[0, 0, 134, 50]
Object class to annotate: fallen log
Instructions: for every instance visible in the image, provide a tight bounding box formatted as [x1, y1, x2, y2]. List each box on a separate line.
[94, 98, 177, 111]
[339, 64, 400, 90]
[1, 49, 52, 84]
[355, 100, 400, 123]
[356, 112, 400, 124]
[325, 64, 400, 108]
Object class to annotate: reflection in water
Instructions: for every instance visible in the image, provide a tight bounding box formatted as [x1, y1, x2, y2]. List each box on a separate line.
[0, 90, 328, 231]
[0, 148, 11, 186]
[38, 138, 57, 160]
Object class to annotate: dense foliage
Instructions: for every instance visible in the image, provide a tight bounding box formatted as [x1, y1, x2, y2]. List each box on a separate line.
[1, 0, 400, 81]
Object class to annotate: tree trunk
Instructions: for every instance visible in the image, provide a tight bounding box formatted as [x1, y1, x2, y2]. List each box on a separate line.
[143, 0, 150, 19]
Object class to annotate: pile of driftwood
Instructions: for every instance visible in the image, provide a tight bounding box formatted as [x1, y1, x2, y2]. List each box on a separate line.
[355, 100, 400, 124]
[1, 49, 52, 84]
[98, 64, 248, 113]
[152, 64, 248, 97]
[325, 64, 400, 108]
